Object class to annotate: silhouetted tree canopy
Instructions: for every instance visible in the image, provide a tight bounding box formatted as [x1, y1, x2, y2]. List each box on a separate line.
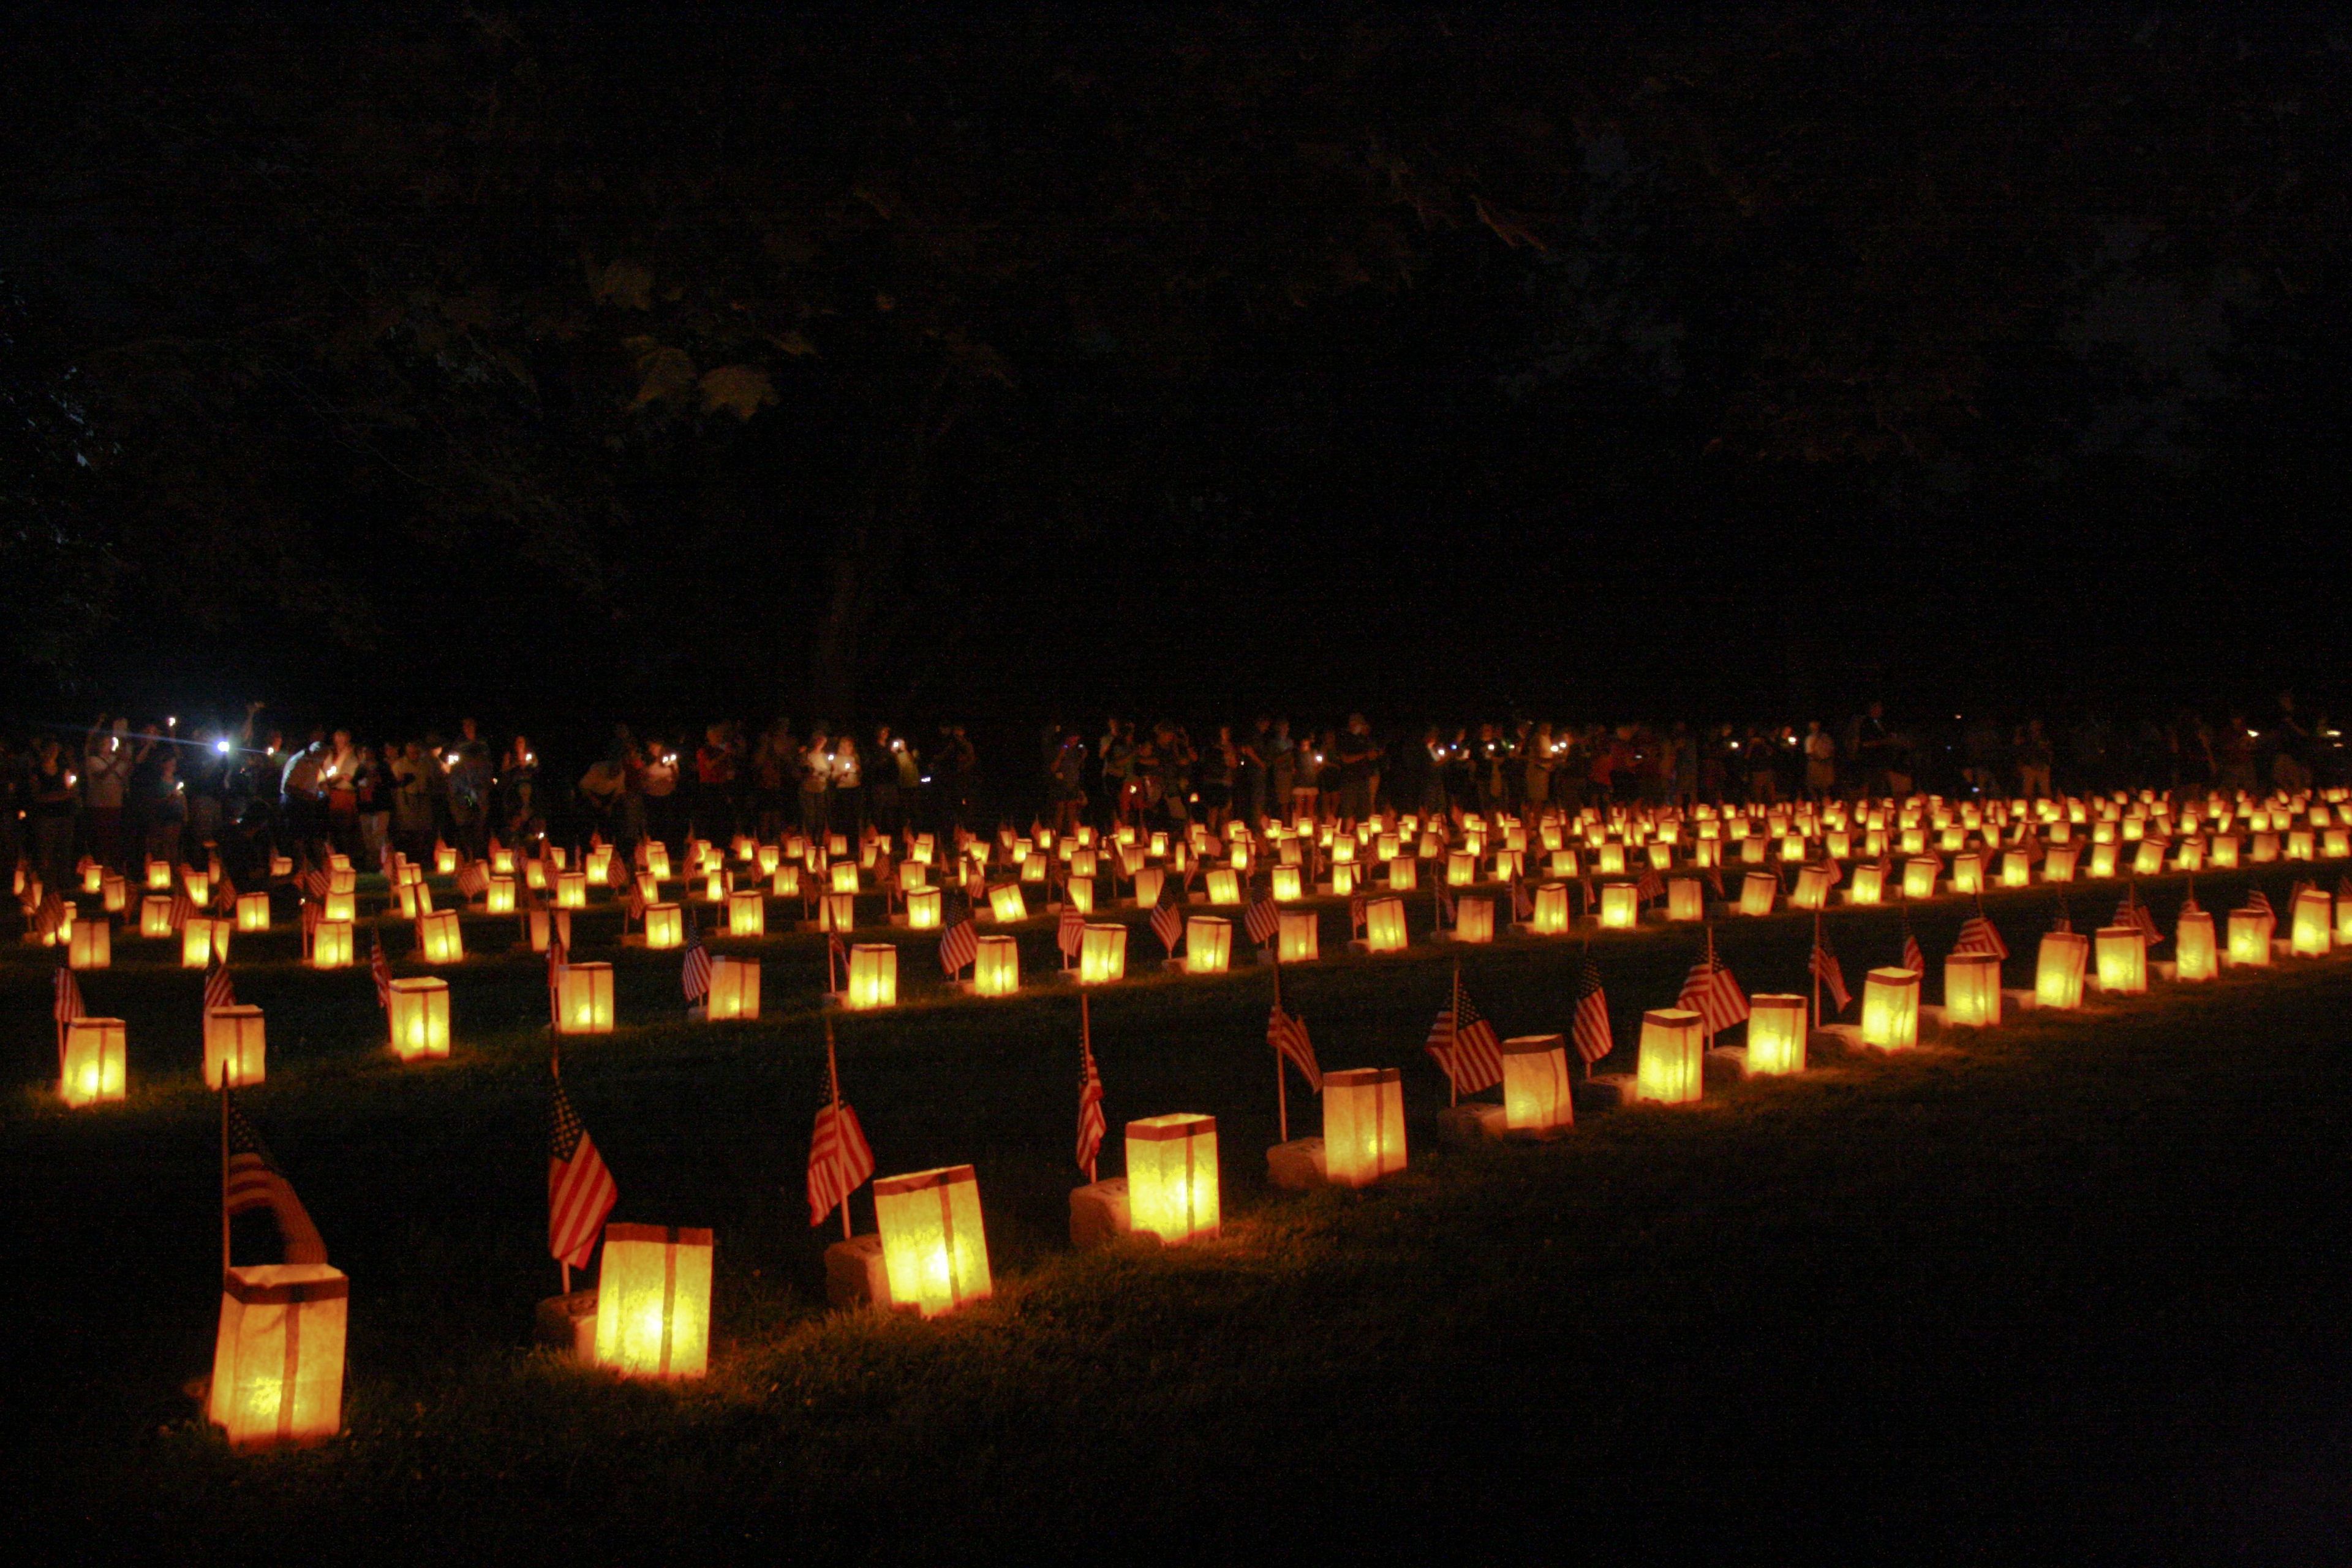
[4, 6, 2346, 728]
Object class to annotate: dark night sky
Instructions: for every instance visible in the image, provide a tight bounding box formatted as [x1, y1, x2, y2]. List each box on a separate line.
[4, 4, 2348, 742]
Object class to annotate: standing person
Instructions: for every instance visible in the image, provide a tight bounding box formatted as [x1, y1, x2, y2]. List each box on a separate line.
[1265, 720, 1295, 826]
[753, 721, 794, 842]
[868, 726, 905, 836]
[799, 728, 833, 843]
[943, 725, 980, 833]
[638, 737, 680, 851]
[831, 732, 865, 835]
[1291, 734, 1321, 824]
[31, 736, 80, 892]
[1804, 720, 1838, 801]
[2015, 720, 2055, 800]
[83, 717, 135, 870]
[321, 729, 361, 856]
[499, 735, 538, 845]
[0, 736, 26, 886]
[1047, 725, 1089, 835]
[1242, 718, 1273, 827]
[1099, 720, 1134, 830]
[280, 736, 330, 869]
[576, 748, 628, 846]
[1335, 715, 1379, 826]
[391, 742, 437, 862]
[353, 745, 390, 866]
[141, 747, 185, 869]
[695, 724, 742, 839]
[1199, 726, 1237, 832]
[1523, 725, 1556, 815]
[447, 719, 493, 858]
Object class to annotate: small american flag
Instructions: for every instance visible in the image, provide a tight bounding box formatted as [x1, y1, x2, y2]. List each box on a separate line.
[1150, 897, 1183, 958]
[1058, 905, 1087, 962]
[1817, 855, 1843, 889]
[1244, 894, 1281, 946]
[2247, 888, 2275, 921]
[1811, 929, 1852, 1014]
[203, 960, 236, 1014]
[1572, 951, 1613, 1065]
[548, 1077, 619, 1269]
[300, 865, 331, 901]
[1510, 878, 1534, 923]
[1635, 865, 1664, 905]
[807, 1097, 875, 1227]
[167, 887, 197, 932]
[1953, 913, 2009, 962]
[1703, 864, 1725, 902]
[1678, 935, 1750, 1034]
[1435, 880, 1456, 924]
[35, 891, 69, 940]
[1076, 1038, 1107, 1175]
[458, 859, 490, 899]
[827, 930, 848, 990]
[682, 908, 713, 1003]
[214, 870, 240, 914]
[1349, 894, 1367, 935]
[371, 929, 394, 1009]
[54, 965, 85, 1031]
[1268, 1003, 1322, 1091]
[1901, 917, 1926, 974]
[940, 916, 979, 979]
[225, 1088, 326, 1264]
[1425, 984, 1504, 1095]
[2116, 888, 2162, 948]
[301, 899, 322, 941]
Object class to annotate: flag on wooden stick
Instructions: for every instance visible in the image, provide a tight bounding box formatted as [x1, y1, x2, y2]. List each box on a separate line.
[682, 907, 713, 1004]
[203, 960, 236, 1015]
[1678, 929, 1750, 1034]
[1425, 971, 1504, 1095]
[548, 1073, 617, 1269]
[1811, 925, 1852, 1014]
[1572, 948, 1613, 1064]
[225, 1088, 327, 1265]
[807, 1022, 874, 1230]
[1268, 1002, 1321, 1092]
[1076, 1005, 1107, 1180]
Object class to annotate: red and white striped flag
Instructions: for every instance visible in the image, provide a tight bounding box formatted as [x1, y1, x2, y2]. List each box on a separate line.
[1678, 934, 1750, 1034]
[1817, 854, 1843, 889]
[1349, 893, 1367, 935]
[1510, 877, 1534, 922]
[225, 1088, 326, 1264]
[1076, 1037, 1107, 1175]
[371, 929, 394, 1009]
[826, 930, 848, 992]
[807, 1097, 875, 1227]
[1425, 983, 1504, 1095]
[1572, 950, 1613, 1065]
[682, 908, 713, 1003]
[548, 1077, 618, 1269]
[1058, 905, 1087, 963]
[53, 965, 85, 1059]
[1901, 917, 1925, 974]
[203, 960, 236, 1014]
[1635, 865, 1664, 905]
[300, 865, 331, 901]
[1811, 928, 1852, 1014]
[167, 887, 197, 932]
[2116, 888, 2162, 948]
[457, 859, 490, 899]
[1244, 893, 1281, 946]
[2245, 888, 2274, 921]
[214, 870, 240, 914]
[1953, 913, 2008, 962]
[939, 916, 979, 979]
[1268, 1003, 1321, 1091]
[1150, 897, 1183, 958]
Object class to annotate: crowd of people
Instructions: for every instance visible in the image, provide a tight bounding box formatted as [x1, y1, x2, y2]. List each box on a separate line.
[5, 695, 2337, 899]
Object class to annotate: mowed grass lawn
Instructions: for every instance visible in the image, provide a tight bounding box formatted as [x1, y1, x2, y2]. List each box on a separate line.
[6, 869, 2351, 1562]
